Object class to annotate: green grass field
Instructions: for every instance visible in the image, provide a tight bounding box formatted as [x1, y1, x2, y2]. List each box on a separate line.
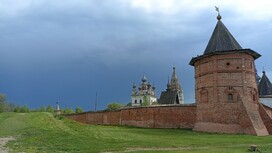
[0, 112, 272, 153]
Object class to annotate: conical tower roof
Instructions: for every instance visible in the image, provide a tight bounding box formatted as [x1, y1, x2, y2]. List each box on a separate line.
[258, 71, 272, 96]
[170, 67, 181, 91]
[204, 17, 242, 54]
[189, 13, 261, 66]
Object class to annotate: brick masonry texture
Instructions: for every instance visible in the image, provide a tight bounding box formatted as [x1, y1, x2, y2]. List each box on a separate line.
[66, 105, 196, 129]
[193, 52, 272, 136]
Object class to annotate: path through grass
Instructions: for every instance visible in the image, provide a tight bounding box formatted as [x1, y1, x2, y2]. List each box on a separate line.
[0, 112, 272, 153]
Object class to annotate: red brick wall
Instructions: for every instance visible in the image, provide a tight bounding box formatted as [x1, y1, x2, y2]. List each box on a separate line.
[263, 105, 272, 118]
[259, 104, 272, 134]
[67, 110, 121, 125]
[66, 105, 196, 129]
[193, 52, 269, 135]
[66, 112, 88, 124]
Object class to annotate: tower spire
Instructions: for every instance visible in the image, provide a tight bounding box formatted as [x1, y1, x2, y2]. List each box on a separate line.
[203, 7, 242, 55]
[170, 67, 181, 91]
[215, 6, 221, 20]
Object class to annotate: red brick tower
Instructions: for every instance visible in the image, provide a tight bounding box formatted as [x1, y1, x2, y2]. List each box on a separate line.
[189, 12, 271, 135]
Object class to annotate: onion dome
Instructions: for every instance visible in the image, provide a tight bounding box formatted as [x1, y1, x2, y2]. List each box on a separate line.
[152, 84, 156, 90]
[147, 82, 151, 88]
[142, 75, 147, 83]
[132, 83, 136, 88]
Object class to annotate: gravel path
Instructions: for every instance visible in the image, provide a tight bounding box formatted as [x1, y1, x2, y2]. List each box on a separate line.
[0, 137, 14, 153]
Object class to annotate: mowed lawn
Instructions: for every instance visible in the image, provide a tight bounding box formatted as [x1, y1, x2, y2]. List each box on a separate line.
[0, 112, 272, 153]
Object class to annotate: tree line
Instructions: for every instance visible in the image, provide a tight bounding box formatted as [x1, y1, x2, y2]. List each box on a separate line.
[0, 93, 84, 114]
[0, 93, 127, 114]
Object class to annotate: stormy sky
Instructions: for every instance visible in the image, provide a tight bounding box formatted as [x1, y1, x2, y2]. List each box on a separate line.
[0, 0, 272, 110]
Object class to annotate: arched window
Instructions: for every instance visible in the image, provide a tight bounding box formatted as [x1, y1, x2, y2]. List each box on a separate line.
[227, 93, 233, 101]
[135, 100, 137, 103]
[140, 100, 142, 103]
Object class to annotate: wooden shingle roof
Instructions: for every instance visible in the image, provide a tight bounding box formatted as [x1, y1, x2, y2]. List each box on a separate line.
[204, 19, 242, 54]
[258, 71, 272, 97]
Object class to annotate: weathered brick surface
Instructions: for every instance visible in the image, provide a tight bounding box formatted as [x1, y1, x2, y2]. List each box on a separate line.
[193, 122, 243, 134]
[259, 103, 272, 134]
[66, 112, 88, 124]
[66, 105, 196, 129]
[121, 106, 196, 128]
[193, 52, 270, 136]
[263, 105, 272, 118]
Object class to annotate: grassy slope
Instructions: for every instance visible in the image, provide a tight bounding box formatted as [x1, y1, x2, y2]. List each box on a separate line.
[0, 112, 272, 153]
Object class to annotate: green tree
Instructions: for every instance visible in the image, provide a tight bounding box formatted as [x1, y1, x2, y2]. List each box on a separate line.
[141, 96, 149, 106]
[63, 108, 75, 114]
[0, 94, 6, 103]
[75, 107, 84, 113]
[0, 94, 6, 113]
[107, 103, 123, 110]
[20, 105, 30, 113]
[5, 103, 17, 112]
[14, 106, 21, 113]
[46, 105, 54, 112]
[39, 105, 46, 112]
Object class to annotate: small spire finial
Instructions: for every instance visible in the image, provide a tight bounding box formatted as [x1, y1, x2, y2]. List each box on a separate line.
[215, 6, 221, 20]
[262, 67, 266, 73]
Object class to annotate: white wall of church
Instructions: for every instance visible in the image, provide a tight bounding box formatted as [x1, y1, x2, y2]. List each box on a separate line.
[131, 95, 157, 106]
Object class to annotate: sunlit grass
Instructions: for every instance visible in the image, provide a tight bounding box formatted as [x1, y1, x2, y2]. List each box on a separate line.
[0, 112, 271, 153]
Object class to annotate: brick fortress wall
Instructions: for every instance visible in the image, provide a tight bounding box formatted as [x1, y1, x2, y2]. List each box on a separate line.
[193, 52, 270, 136]
[66, 105, 196, 129]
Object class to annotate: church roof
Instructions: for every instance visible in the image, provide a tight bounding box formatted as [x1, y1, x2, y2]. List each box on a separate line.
[170, 67, 182, 91]
[258, 71, 272, 96]
[159, 90, 180, 104]
[204, 18, 242, 54]
[260, 100, 272, 109]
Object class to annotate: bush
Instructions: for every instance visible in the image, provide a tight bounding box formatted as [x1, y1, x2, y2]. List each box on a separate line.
[46, 105, 54, 112]
[107, 103, 123, 110]
[75, 107, 84, 113]
[62, 108, 75, 115]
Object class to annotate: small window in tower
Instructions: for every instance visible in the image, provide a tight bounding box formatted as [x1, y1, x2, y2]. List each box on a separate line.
[135, 100, 137, 103]
[253, 94, 256, 101]
[227, 93, 233, 101]
[226, 62, 230, 66]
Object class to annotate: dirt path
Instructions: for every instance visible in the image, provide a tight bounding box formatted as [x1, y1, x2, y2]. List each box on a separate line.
[103, 147, 210, 153]
[104, 143, 272, 153]
[0, 137, 15, 153]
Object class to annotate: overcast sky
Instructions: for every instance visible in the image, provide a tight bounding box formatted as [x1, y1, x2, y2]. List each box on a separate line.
[0, 0, 272, 110]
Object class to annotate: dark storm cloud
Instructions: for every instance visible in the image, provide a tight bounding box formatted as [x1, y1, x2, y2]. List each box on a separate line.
[0, 0, 271, 109]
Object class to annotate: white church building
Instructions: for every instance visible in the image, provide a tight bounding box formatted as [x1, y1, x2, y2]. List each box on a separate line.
[131, 76, 157, 106]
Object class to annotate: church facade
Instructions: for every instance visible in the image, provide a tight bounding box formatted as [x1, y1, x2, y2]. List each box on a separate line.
[131, 76, 157, 106]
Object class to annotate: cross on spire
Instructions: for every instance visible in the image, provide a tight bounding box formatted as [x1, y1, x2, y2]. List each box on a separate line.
[215, 6, 221, 20]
